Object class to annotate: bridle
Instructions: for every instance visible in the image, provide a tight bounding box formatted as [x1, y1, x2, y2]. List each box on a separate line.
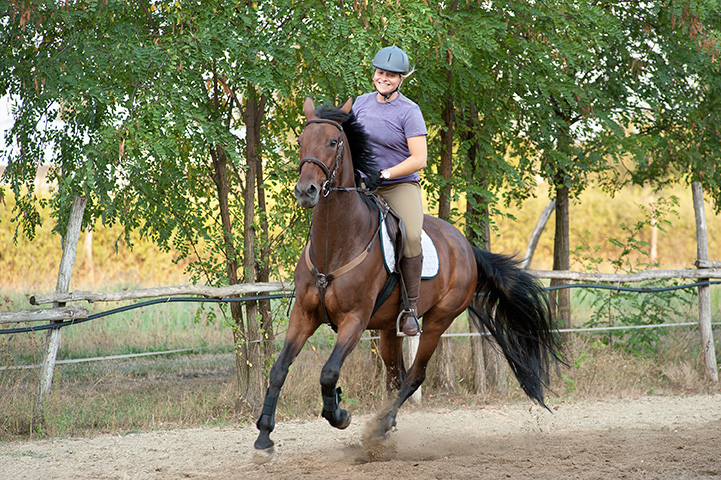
[298, 118, 346, 197]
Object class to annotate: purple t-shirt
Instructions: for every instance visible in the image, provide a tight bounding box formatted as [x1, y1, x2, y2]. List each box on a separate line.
[352, 92, 428, 184]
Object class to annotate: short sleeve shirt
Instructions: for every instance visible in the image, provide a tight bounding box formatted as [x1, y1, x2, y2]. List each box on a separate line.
[352, 92, 428, 184]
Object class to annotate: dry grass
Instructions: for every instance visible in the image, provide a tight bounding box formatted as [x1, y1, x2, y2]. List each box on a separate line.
[2, 329, 718, 442]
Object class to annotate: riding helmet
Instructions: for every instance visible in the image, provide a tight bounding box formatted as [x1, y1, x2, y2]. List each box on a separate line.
[372, 46, 410, 75]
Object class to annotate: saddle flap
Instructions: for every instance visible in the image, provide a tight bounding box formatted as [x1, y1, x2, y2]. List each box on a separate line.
[382, 200, 406, 268]
[377, 204, 439, 279]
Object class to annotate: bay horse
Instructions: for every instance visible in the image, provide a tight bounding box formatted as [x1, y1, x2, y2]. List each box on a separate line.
[253, 97, 562, 462]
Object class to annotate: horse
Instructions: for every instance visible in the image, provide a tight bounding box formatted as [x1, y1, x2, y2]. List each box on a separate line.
[253, 97, 562, 462]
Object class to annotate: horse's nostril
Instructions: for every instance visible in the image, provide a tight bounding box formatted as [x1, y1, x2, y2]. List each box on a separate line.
[295, 183, 317, 198]
[295, 181, 320, 208]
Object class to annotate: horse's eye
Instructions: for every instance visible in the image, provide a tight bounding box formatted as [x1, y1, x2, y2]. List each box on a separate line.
[329, 139, 338, 147]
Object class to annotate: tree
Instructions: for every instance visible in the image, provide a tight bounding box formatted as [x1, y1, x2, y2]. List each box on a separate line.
[1, 0, 310, 409]
[490, 1, 658, 330]
[621, 2, 721, 205]
[5, 0, 718, 408]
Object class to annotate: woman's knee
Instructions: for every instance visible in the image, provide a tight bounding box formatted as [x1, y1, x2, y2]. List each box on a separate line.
[403, 234, 422, 257]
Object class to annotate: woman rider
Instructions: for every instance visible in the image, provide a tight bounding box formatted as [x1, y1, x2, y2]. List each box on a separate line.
[352, 45, 427, 336]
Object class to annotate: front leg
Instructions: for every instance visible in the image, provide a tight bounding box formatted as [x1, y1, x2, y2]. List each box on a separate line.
[319, 320, 364, 430]
[320, 385, 351, 429]
[253, 307, 319, 463]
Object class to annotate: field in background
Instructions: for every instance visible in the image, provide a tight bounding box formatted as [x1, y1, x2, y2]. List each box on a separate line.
[2, 329, 717, 441]
[2, 181, 720, 293]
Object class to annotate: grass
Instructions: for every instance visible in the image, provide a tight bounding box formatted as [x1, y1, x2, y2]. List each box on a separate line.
[1, 287, 719, 442]
[2, 333, 718, 441]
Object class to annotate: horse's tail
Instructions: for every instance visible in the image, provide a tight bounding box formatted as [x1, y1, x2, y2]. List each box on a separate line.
[468, 246, 564, 410]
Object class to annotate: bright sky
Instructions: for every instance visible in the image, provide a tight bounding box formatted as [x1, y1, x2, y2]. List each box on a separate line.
[0, 95, 12, 159]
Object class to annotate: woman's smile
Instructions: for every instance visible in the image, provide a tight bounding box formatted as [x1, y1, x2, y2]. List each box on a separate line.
[374, 68, 402, 98]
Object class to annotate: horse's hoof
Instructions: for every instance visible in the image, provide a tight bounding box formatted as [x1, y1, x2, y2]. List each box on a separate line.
[252, 446, 275, 465]
[323, 408, 352, 429]
[378, 414, 396, 436]
[387, 414, 397, 431]
[337, 410, 352, 429]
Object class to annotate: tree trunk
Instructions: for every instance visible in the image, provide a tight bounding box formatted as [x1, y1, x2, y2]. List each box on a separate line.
[435, 54, 456, 394]
[549, 124, 573, 336]
[239, 84, 266, 409]
[462, 104, 506, 396]
[435, 338, 456, 394]
[461, 106, 487, 395]
[207, 63, 252, 410]
[550, 181, 571, 334]
[251, 90, 275, 362]
[209, 144, 249, 410]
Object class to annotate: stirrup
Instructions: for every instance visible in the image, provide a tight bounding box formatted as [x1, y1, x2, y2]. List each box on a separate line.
[396, 309, 421, 337]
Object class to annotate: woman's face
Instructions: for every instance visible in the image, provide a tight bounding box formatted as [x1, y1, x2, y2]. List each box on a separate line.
[373, 68, 403, 97]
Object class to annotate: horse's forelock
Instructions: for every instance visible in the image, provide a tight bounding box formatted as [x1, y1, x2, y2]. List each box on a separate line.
[316, 105, 349, 123]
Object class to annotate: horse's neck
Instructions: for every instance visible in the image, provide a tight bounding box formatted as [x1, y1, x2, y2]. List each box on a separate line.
[310, 192, 376, 269]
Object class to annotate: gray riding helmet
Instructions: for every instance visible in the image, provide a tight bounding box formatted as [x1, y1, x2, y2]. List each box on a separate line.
[372, 46, 410, 75]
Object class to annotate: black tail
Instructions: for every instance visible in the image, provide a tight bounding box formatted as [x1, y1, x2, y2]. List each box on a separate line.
[468, 246, 564, 409]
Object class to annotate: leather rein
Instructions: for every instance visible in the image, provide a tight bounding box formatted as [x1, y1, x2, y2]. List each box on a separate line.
[298, 117, 384, 329]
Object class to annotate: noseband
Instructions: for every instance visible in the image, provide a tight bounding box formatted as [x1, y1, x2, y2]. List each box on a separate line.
[298, 118, 345, 197]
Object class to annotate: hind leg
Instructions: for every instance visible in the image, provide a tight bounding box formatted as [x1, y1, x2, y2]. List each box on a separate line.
[378, 329, 405, 392]
[374, 312, 455, 437]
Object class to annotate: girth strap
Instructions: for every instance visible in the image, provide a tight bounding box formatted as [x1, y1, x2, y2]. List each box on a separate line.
[304, 244, 372, 281]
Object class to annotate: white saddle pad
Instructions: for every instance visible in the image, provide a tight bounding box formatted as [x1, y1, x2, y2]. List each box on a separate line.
[380, 220, 439, 279]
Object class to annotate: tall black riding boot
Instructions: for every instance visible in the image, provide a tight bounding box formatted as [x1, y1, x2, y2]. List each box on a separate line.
[398, 253, 423, 336]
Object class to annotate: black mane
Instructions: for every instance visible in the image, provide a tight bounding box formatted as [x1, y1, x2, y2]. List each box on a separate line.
[316, 104, 378, 177]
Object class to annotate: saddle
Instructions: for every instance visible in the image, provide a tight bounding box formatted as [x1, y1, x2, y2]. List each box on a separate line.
[370, 193, 439, 317]
[376, 195, 406, 273]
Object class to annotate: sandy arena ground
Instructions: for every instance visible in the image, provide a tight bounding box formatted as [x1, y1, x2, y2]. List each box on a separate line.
[1, 394, 720, 480]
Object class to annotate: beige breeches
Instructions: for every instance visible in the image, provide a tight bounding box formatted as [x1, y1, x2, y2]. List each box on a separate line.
[377, 182, 424, 258]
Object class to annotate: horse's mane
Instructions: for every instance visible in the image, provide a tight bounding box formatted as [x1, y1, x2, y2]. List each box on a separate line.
[315, 104, 378, 177]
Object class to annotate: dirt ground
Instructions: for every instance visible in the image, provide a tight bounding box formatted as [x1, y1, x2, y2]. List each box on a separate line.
[1, 394, 720, 480]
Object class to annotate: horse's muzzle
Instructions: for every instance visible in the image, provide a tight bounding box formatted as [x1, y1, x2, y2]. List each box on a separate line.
[294, 180, 320, 208]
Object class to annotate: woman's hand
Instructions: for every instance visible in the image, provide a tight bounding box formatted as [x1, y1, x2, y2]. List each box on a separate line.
[364, 170, 385, 190]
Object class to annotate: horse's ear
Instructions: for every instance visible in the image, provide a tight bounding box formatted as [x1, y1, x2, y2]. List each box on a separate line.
[303, 96, 316, 120]
[340, 97, 353, 114]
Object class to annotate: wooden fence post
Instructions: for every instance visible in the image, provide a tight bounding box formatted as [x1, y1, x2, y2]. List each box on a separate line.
[469, 317, 486, 395]
[691, 182, 718, 383]
[33, 196, 87, 427]
[436, 334, 456, 394]
[406, 336, 422, 405]
[521, 199, 556, 270]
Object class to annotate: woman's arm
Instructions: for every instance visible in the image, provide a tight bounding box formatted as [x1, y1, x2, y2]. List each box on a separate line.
[382, 135, 427, 180]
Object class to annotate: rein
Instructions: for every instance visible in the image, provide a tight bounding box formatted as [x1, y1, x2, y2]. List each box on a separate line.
[298, 117, 381, 328]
